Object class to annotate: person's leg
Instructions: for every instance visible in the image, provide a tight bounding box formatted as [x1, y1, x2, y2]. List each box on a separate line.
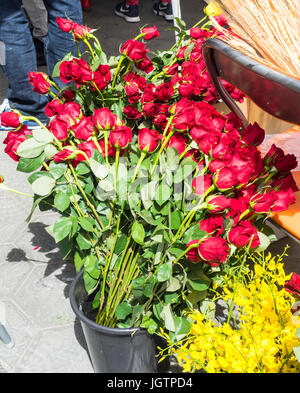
[22, 0, 48, 41]
[0, 0, 48, 122]
[115, 0, 140, 23]
[43, 0, 83, 81]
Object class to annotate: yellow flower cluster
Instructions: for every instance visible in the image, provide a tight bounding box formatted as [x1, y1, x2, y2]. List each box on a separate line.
[165, 251, 300, 373]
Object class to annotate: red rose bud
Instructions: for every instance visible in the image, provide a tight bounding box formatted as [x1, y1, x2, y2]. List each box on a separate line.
[53, 148, 77, 163]
[214, 167, 239, 191]
[200, 215, 224, 236]
[0, 175, 4, 184]
[1, 112, 21, 129]
[138, 128, 162, 153]
[186, 239, 202, 263]
[62, 89, 76, 102]
[192, 174, 212, 195]
[198, 237, 229, 266]
[125, 82, 140, 103]
[29, 72, 51, 94]
[121, 39, 149, 61]
[163, 63, 179, 76]
[72, 116, 94, 140]
[141, 26, 160, 40]
[189, 27, 211, 39]
[109, 125, 132, 148]
[176, 46, 187, 60]
[72, 23, 92, 40]
[284, 272, 300, 299]
[56, 16, 73, 32]
[263, 144, 284, 167]
[206, 195, 231, 213]
[228, 220, 260, 248]
[240, 122, 265, 146]
[93, 108, 117, 130]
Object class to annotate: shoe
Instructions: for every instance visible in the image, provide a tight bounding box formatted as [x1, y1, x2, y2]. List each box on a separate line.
[153, 1, 174, 21]
[81, 0, 92, 11]
[114, 2, 140, 23]
[0, 99, 14, 131]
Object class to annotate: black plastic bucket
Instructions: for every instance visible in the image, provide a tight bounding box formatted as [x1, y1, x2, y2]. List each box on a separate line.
[69, 270, 158, 373]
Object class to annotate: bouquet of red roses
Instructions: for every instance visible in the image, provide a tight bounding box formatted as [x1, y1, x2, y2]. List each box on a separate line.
[0, 14, 298, 337]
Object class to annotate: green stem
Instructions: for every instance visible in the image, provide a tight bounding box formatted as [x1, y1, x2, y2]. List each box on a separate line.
[0, 184, 33, 198]
[131, 151, 147, 184]
[84, 39, 96, 62]
[114, 147, 121, 190]
[90, 34, 102, 52]
[111, 54, 126, 90]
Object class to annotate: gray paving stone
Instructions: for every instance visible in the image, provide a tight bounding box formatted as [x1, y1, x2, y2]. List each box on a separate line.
[14, 324, 93, 373]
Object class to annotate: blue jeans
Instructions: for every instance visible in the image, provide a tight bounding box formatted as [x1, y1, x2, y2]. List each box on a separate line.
[0, 0, 82, 122]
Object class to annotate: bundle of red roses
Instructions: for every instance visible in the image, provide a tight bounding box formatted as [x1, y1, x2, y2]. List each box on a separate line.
[0, 14, 297, 337]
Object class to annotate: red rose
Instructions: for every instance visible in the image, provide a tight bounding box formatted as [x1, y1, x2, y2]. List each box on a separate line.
[125, 82, 140, 103]
[92, 65, 111, 91]
[77, 140, 98, 159]
[142, 102, 160, 118]
[135, 57, 154, 74]
[59, 59, 93, 87]
[72, 23, 92, 41]
[167, 132, 187, 155]
[3, 125, 32, 161]
[138, 128, 162, 153]
[240, 122, 265, 146]
[93, 108, 117, 130]
[53, 148, 76, 163]
[155, 81, 174, 102]
[191, 127, 221, 155]
[192, 174, 212, 195]
[226, 197, 248, 224]
[228, 220, 260, 248]
[56, 17, 73, 32]
[72, 116, 94, 140]
[251, 191, 277, 213]
[206, 195, 231, 213]
[200, 215, 224, 236]
[163, 63, 179, 76]
[173, 110, 194, 132]
[271, 189, 296, 212]
[45, 99, 64, 118]
[48, 118, 69, 140]
[186, 239, 201, 262]
[1, 112, 21, 128]
[28, 72, 51, 94]
[271, 173, 299, 192]
[62, 89, 76, 102]
[176, 46, 187, 60]
[214, 167, 239, 191]
[274, 154, 298, 172]
[124, 72, 146, 90]
[153, 114, 168, 130]
[198, 237, 229, 266]
[141, 83, 156, 104]
[64, 101, 82, 119]
[185, 148, 202, 163]
[123, 105, 142, 119]
[284, 272, 300, 299]
[121, 39, 149, 61]
[263, 144, 284, 167]
[189, 27, 211, 39]
[109, 125, 132, 148]
[141, 26, 160, 40]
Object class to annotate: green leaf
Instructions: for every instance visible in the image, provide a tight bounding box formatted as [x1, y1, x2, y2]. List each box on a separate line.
[132, 221, 145, 245]
[187, 278, 210, 291]
[31, 175, 56, 196]
[54, 192, 70, 212]
[174, 316, 191, 336]
[83, 270, 99, 295]
[49, 162, 67, 179]
[143, 275, 157, 298]
[53, 217, 73, 243]
[74, 251, 84, 272]
[76, 233, 92, 250]
[255, 232, 271, 252]
[78, 217, 94, 232]
[131, 276, 146, 298]
[170, 210, 183, 230]
[161, 304, 175, 332]
[115, 302, 132, 320]
[90, 158, 109, 179]
[44, 144, 58, 160]
[83, 255, 99, 277]
[17, 153, 46, 173]
[140, 315, 158, 335]
[157, 262, 172, 282]
[32, 127, 53, 144]
[17, 137, 47, 158]
[155, 183, 171, 206]
[293, 346, 300, 363]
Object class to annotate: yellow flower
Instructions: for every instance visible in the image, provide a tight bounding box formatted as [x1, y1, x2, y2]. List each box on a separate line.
[204, 1, 223, 17]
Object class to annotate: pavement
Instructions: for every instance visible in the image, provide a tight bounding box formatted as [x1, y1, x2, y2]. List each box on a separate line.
[0, 0, 299, 374]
